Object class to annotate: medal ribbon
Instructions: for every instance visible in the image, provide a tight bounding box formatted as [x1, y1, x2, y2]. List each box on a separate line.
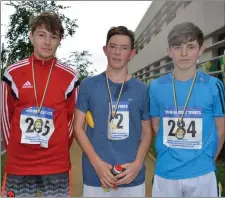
[106, 72, 127, 120]
[32, 57, 55, 115]
[172, 72, 196, 123]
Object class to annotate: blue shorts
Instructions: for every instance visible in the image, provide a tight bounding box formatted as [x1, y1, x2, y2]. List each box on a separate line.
[1, 171, 72, 197]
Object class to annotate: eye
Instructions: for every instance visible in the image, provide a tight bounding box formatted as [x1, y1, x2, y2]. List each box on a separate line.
[39, 34, 44, 37]
[188, 45, 195, 49]
[173, 46, 181, 50]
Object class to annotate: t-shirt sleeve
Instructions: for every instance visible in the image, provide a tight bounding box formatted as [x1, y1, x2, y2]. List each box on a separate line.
[140, 85, 151, 120]
[76, 78, 90, 113]
[213, 79, 225, 117]
[149, 80, 160, 117]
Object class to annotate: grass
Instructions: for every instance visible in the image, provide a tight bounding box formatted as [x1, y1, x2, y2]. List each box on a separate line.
[216, 160, 225, 197]
[1, 153, 6, 186]
[149, 138, 225, 197]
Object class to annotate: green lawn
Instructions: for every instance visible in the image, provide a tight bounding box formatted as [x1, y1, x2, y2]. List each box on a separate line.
[1, 153, 6, 186]
[149, 138, 225, 197]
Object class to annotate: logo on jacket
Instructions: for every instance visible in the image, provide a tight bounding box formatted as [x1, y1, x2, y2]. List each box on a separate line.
[7, 190, 15, 197]
[22, 81, 33, 88]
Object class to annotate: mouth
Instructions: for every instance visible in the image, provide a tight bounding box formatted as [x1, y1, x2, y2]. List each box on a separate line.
[179, 59, 190, 62]
[113, 58, 121, 62]
[42, 48, 52, 52]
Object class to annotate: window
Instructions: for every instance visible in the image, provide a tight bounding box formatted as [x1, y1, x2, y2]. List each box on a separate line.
[183, 1, 191, 9]
[154, 62, 160, 68]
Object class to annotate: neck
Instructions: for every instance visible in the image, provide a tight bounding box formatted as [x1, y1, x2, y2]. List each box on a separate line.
[106, 65, 131, 83]
[173, 66, 197, 81]
[33, 51, 54, 61]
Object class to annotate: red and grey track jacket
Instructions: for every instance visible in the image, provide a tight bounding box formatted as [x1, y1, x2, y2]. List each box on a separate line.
[0, 54, 79, 175]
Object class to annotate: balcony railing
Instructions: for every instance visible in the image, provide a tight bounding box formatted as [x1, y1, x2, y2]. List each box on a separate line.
[140, 55, 225, 84]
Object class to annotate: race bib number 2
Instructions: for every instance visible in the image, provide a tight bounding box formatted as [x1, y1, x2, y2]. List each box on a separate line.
[20, 107, 55, 148]
[108, 101, 129, 140]
[163, 108, 202, 149]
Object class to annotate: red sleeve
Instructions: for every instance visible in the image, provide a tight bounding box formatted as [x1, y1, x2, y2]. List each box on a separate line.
[67, 86, 79, 148]
[0, 81, 16, 150]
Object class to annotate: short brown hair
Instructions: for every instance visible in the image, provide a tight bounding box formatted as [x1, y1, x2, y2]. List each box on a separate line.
[29, 11, 64, 38]
[168, 22, 204, 48]
[106, 26, 135, 49]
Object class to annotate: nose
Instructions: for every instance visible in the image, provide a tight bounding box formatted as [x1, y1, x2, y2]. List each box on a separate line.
[114, 46, 121, 55]
[44, 36, 51, 45]
[180, 45, 188, 57]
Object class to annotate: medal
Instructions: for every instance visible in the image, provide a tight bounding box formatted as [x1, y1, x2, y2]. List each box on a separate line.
[175, 128, 186, 139]
[172, 72, 196, 139]
[110, 122, 117, 129]
[34, 119, 44, 133]
[102, 186, 111, 192]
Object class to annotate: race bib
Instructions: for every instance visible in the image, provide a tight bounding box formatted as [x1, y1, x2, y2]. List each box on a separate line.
[108, 101, 129, 140]
[20, 107, 55, 148]
[163, 108, 202, 149]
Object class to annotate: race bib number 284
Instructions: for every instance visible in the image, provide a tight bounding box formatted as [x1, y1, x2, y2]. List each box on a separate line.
[163, 108, 202, 149]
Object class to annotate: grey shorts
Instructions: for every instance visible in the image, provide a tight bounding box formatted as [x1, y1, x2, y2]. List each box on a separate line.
[1, 171, 71, 197]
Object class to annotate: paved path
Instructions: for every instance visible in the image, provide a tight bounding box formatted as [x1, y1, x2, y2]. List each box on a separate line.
[70, 141, 155, 197]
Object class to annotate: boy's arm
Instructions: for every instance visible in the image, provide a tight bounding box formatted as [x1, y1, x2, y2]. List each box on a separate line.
[74, 80, 115, 188]
[214, 117, 225, 161]
[213, 80, 225, 161]
[0, 81, 16, 150]
[66, 73, 80, 149]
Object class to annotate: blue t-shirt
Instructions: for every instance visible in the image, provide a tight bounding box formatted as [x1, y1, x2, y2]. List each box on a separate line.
[149, 71, 225, 179]
[76, 72, 150, 187]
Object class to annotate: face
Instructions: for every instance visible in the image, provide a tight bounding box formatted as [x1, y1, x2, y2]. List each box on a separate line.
[168, 40, 204, 71]
[103, 35, 135, 70]
[30, 25, 61, 60]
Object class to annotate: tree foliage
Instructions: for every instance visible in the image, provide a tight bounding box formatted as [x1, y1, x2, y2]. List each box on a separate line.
[60, 50, 97, 80]
[4, 1, 78, 66]
[2, 1, 95, 79]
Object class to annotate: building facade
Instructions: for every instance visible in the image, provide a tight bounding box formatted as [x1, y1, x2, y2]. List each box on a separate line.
[129, 1, 225, 84]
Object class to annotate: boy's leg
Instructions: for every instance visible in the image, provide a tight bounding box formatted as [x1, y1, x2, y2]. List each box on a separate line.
[152, 175, 182, 197]
[1, 173, 37, 197]
[83, 183, 145, 197]
[38, 171, 71, 197]
[183, 171, 220, 197]
[83, 184, 112, 197]
[112, 183, 145, 197]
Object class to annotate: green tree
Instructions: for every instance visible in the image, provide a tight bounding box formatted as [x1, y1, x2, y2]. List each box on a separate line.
[60, 50, 97, 81]
[2, 1, 95, 78]
[4, 1, 78, 66]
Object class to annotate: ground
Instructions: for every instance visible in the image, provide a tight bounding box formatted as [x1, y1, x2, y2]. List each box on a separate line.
[70, 141, 155, 197]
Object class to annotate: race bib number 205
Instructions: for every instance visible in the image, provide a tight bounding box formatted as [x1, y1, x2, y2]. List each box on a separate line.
[20, 107, 55, 148]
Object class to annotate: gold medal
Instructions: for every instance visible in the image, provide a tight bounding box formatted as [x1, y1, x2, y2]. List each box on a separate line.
[175, 128, 185, 139]
[102, 186, 111, 192]
[34, 119, 43, 132]
[110, 122, 117, 129]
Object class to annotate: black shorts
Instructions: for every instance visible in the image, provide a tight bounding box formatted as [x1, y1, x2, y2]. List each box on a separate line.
[1, 171, 72, 197]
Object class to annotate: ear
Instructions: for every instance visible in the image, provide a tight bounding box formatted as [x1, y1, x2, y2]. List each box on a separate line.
[198, 45, 205, 57]
[103, 46, 107, 56]
[129, 49, 136, 60]
[30, 32, 34, 45]
[167, 47, 172, 58]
